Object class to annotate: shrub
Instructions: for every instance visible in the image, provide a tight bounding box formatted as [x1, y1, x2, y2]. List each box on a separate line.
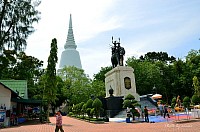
[183, 96, 190, 108]
[82, 104, 87, 117]
[171, 97, 176, 108]
[86, 99, 93, 109]
[90, 108, 95, 118]
[68, 112, 74, 116]
[92, 98, 103, 118]
[125, 94, 135, 100]
[86, 108, 91, 117]
[192, 95, 200, 105]
[123, 94, 139, 120]
[123, 100, 131, 108]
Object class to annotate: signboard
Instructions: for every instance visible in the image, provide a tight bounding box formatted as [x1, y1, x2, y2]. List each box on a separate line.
[124, 77, 131, 90]
[0, 109, 6, 122]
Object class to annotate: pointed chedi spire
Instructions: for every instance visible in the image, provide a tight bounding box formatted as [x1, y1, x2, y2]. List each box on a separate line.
[64, 14, 77, 49]
[58, 14, 82, 70]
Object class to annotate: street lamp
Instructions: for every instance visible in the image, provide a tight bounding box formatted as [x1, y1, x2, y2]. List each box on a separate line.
[152, 84, 157, 94]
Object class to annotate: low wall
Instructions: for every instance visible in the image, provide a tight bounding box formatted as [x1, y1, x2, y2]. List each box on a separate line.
[191, 109, 200, 118]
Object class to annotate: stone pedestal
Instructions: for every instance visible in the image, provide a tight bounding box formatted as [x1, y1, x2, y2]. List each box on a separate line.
[105, 66, 140, 101]
[106, 96, 123, 118]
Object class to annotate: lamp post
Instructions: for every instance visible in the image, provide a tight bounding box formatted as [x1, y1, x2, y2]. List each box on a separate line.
[152, 84, 157, 94]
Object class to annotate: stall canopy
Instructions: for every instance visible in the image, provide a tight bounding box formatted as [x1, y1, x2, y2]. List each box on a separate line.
[11, 98, 42, 105]
[152, 94, 162, 99]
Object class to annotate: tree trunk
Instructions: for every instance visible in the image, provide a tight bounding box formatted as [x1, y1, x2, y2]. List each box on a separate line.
[132, 112, 135, 120]
[52, 105, 56, 115]
[46, 102, 50, 122]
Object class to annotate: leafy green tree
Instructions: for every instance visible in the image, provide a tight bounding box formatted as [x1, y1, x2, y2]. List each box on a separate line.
[0, 0, 41, 52]
[32, 74, 46, 99]
[91, 80, 105, 98]
[0, 51, 44, 98]
[0, 50, 17, 79]
[51, 76, 66, 114]
[139, 52, 176, 63]
[156, 61, 176, 104]
[0, 0, 41, 76]
[191, 95, 200, 105]
[0, 0, 42, 100]
[193, 76, 200, 97]
[59, 66, 92, 105]
[186, 49, 200, 77]
[13, 52, 44, 98]
[126, 57, 162, 95]
[92, 98, 103, 119]
[93, 66, 112, 82]
[172, 58, 193, 98]
[44, 38, 58, 122]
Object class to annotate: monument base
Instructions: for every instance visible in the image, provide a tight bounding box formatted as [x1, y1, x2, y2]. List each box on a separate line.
[105, 66, 140, 101]
[106, 96, 123, 118]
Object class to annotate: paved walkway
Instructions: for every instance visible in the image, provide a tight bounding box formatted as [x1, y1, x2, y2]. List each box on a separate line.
[0, 116, 199, 132]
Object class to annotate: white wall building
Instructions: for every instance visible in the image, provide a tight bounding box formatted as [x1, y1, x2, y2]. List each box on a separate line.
[0, 82, 18, 127]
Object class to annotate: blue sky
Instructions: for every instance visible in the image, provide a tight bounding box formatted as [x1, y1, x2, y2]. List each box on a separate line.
[26, 0, 200, 78]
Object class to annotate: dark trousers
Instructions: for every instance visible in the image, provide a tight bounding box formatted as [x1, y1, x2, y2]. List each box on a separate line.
[144, 114, 149, 122]
[164, 111, 170, 118]
[55, 125, 64, 132]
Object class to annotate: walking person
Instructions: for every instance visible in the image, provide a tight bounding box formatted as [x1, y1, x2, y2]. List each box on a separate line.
[163, 104, 170, 118]
[144, 106, 149, 122]
[55, 111, 64, 132]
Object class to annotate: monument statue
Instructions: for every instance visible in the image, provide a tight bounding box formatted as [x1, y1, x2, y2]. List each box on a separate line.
[105, 37, 140, 118]
[111, 37, 125, 68]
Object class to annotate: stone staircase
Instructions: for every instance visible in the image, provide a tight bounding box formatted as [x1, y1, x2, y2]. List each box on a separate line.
[113, 97, 157, 118]
[139, 100, 157, 109]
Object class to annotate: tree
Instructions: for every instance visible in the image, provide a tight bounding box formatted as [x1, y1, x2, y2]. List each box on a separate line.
[139, 52, 176, 63]
[44, 38, 58, 122]
[0, 49, 17, 78]
[126, 57, 162, 95]
[92, 98, 103, 119]
[0, 0, 42, 98]
[172, 58, 193, 98]
[191, 95, 200, 105]
[0, 51, 44, 98]
[123, 94, 140, 120]
[13, 52, 44, 98]
[93, 66, 112, 82]
[0, 0, 41, 52]
[193, 76, 200, 97]
[91, 80, 105, 98]
[51, 76, 66, 114]
[59, 66, 92, 105]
